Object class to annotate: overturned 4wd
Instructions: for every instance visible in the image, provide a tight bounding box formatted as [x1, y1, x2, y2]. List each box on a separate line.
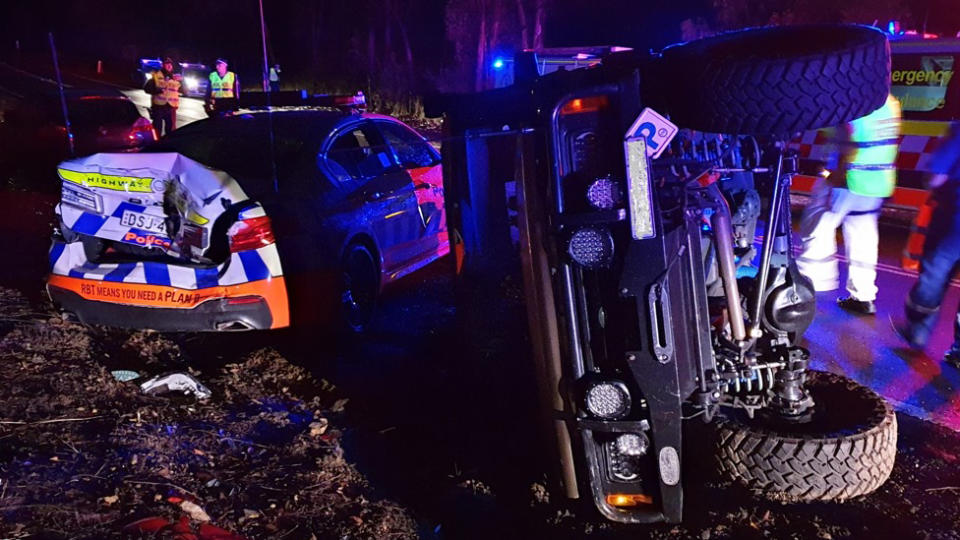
[431, 25, 897, 523]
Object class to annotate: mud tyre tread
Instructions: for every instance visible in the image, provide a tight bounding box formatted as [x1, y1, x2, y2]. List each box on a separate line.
[652, 25, 891, 135]
[715, 371, 897, 502]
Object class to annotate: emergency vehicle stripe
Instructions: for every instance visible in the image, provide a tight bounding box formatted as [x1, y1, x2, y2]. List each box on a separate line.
[71, 212, 109, 236]
[238, 251, 270, 281]
[110, 201, 147, 217]
[49, 242, 66, 270]
[104, 262, 137, 282]
[194, 267, 219, 289]
[143, 262, 171, 287]
[69, 261, 99, 279]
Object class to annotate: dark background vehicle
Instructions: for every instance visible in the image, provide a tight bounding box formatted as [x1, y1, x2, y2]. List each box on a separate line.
[50, 101, 448, 332]
[431, 25, 896, 524]
[0, 88, 156, 186]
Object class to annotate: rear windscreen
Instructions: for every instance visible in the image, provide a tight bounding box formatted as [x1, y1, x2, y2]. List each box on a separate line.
[148, 116, 328, 196]
[67, 98, 142, 127]
[891, 52, 960, 121]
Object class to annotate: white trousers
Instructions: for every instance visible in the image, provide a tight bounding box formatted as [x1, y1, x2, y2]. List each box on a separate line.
[797, 179, 883, 301]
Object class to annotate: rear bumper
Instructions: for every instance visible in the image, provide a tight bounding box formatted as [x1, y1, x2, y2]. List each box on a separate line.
[47, 275, 289, 331]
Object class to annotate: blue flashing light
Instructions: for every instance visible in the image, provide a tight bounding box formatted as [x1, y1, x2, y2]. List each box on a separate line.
[493, 58, 505, 70]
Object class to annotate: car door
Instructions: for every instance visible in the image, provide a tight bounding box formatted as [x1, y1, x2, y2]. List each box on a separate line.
[374, 120, 448, 258]
[322, 121, 424, 275]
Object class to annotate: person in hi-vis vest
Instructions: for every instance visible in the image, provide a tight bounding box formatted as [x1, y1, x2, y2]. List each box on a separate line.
[205, 58, 239, 115]
[143, 57, 181, 136]
[797, 94, 901, 316]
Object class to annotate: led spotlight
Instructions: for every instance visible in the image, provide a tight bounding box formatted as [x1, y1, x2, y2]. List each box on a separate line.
[615, 433, 649, 457]
[584, 379, 631, 419]
[568, 227, 614, 268]
[586, 176, 623, 210]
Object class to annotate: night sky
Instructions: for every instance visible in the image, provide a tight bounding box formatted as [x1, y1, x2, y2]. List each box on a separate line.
[2, 0, 959, 94]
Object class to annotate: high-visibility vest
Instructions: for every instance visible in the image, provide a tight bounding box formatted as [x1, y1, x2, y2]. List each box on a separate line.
[209, 71, 236, 98]
[151, 72, 181, 108]
[845, 94, 901, 198]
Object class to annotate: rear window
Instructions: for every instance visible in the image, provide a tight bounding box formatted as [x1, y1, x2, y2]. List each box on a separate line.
[891, 52, 960, 121]
[67, 98, 142, 127]
[149, 115, 328, 195]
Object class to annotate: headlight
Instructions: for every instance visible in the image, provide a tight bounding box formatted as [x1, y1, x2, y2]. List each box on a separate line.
[184, 76, 199, 91]
[568, 227, 614, 268]
[586, 176, 623, 210]
[608, 432, 650, 482]
[583, 379, 631, 419]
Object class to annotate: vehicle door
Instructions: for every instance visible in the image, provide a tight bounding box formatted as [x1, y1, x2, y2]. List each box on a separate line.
[373, 120, 447, 255]
[321, 121, 424, 274]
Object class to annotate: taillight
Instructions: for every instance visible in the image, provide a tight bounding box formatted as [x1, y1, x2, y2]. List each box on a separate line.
[129, 117, 157, 142]
[227, 216, 276, 252]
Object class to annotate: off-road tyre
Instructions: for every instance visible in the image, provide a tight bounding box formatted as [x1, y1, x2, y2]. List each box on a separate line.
[651, 25, 890, 135]
[715, 370, 897, 502]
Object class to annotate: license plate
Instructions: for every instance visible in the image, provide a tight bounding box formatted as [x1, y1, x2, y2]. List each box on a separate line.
[120, 210, 167, 235]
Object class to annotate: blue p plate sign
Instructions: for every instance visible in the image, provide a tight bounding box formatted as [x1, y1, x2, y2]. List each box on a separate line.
[625, 108, 678, 159]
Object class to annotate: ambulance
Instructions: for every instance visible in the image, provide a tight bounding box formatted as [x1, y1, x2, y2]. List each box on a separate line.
[789, 30, 960, 268]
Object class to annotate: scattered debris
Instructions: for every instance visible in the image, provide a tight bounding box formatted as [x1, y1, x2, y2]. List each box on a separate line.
[181, 499, 211, 522]
[110, 369, 140, 382]
[140, 372, 213, 400]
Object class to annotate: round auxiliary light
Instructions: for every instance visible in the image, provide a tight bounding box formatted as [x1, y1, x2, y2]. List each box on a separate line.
[586, 176, 623, 210]
[615, 432, 650, 457]
[568, 227, 614, 268]
[584, 379, 632, 419]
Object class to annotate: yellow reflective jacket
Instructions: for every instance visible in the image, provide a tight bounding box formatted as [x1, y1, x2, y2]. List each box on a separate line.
[209, 71, 236, 98]
[150, 72, 181, 108]
[842, 94, 901, 198]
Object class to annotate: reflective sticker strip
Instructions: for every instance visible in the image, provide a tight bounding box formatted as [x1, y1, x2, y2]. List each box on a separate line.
[58, 168, 155, 193]
[194, 267, 219, 289]
[48, 242, 66, 271]
[257, 244, 284, 278]
[110, 201, 147, 217]
[47, 274, 290, 328]
[70, 212, 110, 236]
[143, 262, 171, 287]
[238, 251, 270, 281]
[68, 261, 100, 279]
[237, 206, 266, 220]
[104, 262, 137, 282]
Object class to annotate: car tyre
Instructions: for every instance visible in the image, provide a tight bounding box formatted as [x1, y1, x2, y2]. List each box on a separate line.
[650, 25, 891, 135]
[340, 243, 379, 333]
[714, 370, 897, 502]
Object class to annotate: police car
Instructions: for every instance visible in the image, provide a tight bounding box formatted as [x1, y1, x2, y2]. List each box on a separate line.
[47, 93, 448, 332]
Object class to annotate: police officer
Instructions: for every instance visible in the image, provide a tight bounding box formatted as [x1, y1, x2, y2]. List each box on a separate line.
[143, 57, 181, 136]
[269, 63, 281, 92]
[797, 94, 901, 315]
[206, 58, 239, 114]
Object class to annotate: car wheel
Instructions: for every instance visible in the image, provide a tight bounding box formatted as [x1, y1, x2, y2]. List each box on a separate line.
[340, 243, 379, 333]
[649, 25, 890, 135]
[714, 370, 896, 502]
